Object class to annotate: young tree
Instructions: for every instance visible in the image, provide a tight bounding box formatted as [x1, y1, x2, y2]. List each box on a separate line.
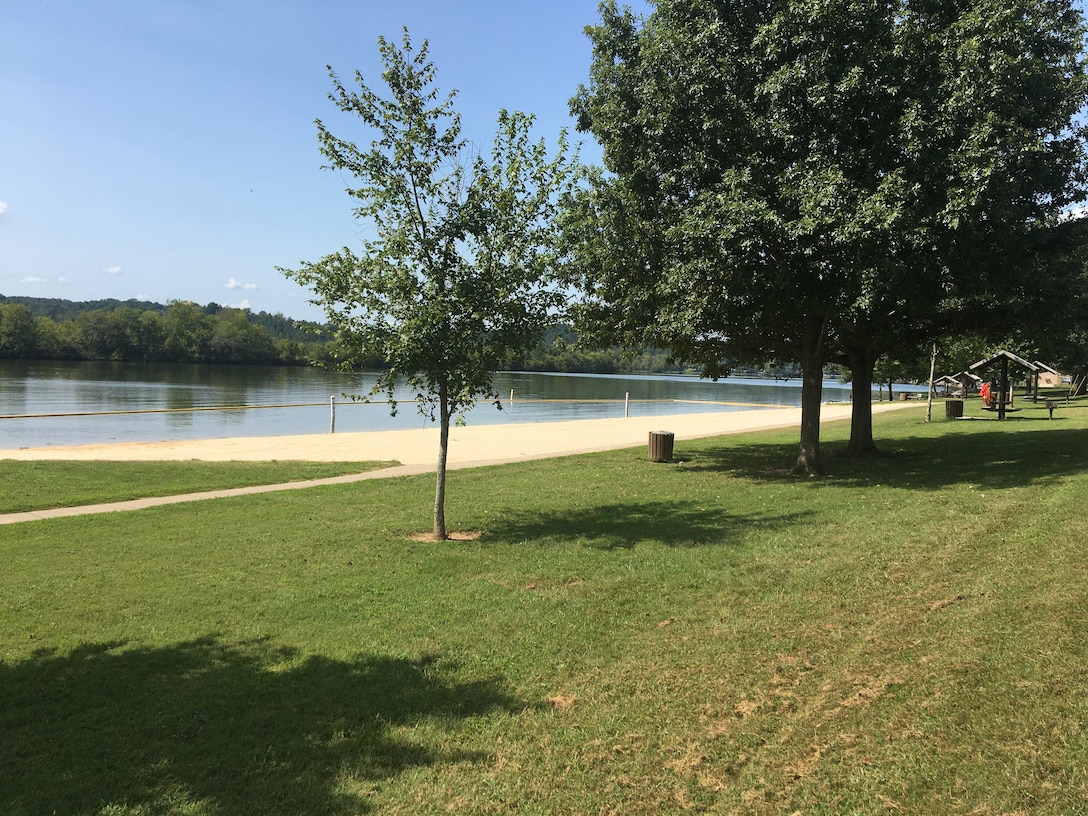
[568, 0, 1088, 474]
[282, 32, 580, 539]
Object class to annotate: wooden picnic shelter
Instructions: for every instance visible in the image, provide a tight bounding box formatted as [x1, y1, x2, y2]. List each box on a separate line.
[1031, 361, 1060, 402]
[968, 350, 1039, 420]
[935, 370, 982, 397]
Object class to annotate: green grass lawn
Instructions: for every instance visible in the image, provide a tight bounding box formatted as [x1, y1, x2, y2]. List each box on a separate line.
[1, 394, 1086, 814]
[0, 459, 395, 514]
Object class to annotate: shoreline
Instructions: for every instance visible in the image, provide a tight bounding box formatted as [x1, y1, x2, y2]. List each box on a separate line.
[0, 402, 919, 466]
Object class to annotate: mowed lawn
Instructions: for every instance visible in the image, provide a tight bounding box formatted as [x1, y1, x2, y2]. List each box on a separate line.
[2, 395, 1086, 815]
[0, 460, 394, 515]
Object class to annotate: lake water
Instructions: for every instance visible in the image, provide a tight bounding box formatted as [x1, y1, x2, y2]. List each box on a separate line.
[0, 360, 920, 449]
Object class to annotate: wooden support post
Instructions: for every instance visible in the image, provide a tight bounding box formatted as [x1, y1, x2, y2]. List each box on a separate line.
[998, 357, 1009, 421]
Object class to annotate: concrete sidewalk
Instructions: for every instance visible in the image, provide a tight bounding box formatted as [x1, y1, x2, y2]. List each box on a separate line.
[0, 401, 918, 524]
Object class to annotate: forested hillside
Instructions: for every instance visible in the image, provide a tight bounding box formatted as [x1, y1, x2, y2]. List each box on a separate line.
[0, 295, 796, 376]
[0, 296, 335, 366]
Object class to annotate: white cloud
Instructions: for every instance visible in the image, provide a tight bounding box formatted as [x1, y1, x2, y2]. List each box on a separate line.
[20, 276, 47, 284]
[57, 276, 68, 284]
[236, 299, 251, 309]
[0, 201, 8, 216]
[226, 277, 258, 291]
[105, 265, 123, 275]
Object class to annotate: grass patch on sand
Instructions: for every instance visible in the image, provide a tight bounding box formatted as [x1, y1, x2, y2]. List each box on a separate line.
[0, 459, 394, 513]
[1, 394, 1086, 814]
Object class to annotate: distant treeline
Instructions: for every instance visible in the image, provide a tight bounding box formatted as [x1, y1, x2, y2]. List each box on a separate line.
[0, 295, 800, 376]
[0, 297, 338, 366]
[505, 324, 802, 378]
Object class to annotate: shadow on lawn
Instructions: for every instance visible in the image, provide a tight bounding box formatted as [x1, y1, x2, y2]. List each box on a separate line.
[489, 498, 812, 549]
[1, 637, 523, 815]
[684, 425, 1088, 492]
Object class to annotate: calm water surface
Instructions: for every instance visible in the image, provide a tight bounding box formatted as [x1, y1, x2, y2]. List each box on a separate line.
[0, 360, 909, 449]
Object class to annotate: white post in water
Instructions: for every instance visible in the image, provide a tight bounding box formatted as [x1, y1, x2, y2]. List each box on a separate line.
[625, 392, 630, 418]
[510, 389, 514, 404]
[330, 396, 336, 433]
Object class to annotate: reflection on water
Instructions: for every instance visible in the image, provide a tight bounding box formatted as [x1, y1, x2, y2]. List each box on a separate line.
[0, 360, 920, 449]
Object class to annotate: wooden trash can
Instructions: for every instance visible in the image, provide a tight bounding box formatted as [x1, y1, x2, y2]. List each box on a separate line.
[945, 399, 964, 419]
[649, 430, 675, 462]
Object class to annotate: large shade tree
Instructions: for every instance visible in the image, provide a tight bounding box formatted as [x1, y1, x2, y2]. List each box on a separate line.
[987, 213, 1088, 391]
[568, 0, 1088, 473]
[283, 32, 580, 539]
[834, 0, 1088, 452]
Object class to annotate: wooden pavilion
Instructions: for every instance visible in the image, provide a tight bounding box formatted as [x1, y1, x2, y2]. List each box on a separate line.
[968, 351, 1039, 420]
[934, 370, 982, 397]
[1030, 361, 1061, 402]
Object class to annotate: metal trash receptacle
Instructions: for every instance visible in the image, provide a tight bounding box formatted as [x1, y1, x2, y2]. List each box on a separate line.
[648, 430, 675, 462]
[945, 399, 964, 419]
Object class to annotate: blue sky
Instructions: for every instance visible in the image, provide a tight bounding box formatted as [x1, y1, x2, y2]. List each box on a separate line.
[1, 1, 640, 320]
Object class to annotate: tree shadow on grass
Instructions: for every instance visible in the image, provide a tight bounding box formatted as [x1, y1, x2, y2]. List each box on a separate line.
[487, 499, 813, 550]
[682, 425, 1088, 492]
[0, 637, 525, 815]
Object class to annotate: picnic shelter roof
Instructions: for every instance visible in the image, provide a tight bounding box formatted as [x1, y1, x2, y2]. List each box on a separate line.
[968, 350, 1039, 373]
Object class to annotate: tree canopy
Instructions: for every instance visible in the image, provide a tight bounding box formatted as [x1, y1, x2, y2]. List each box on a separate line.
[282, 31, 581, 539]
[567, 0, 1088, 474]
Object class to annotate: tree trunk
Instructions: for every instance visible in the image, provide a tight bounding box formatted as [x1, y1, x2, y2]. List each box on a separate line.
[925, 342, 936, 423]
[793, 364, 825, 475]
[433, 381, 450, 540]
[844, 346, 879, 458]
[792, 314, 827, 476]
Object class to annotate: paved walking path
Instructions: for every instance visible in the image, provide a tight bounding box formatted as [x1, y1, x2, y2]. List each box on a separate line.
[0, 401, 918, 524]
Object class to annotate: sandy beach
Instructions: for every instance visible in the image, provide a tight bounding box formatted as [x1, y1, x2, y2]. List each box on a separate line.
[1, 402, 918, 468]
[0, 401, 922, 524]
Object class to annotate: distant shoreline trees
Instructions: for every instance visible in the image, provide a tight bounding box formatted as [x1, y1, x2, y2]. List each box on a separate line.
[4, 294, 1078, 389]
[0, 295, 693, 373]
[0, 297, 339, 366]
